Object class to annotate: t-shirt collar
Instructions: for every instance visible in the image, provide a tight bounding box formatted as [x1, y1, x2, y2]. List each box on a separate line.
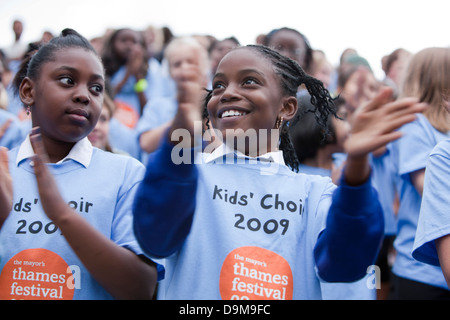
[16, 135, 93, 168]
[204, 143, 285, 165]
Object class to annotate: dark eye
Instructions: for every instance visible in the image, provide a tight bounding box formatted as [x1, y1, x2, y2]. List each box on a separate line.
[212, 82, 225, 91]
[243, 78, 258, 85]
[90, 83, 104, 95]
[58, 76, 74, 86]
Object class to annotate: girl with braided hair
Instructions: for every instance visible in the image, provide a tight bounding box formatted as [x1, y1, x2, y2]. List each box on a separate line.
[133, 44, 426, 300]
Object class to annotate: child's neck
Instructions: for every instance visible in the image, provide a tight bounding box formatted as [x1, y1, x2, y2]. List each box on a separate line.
[41, 137, 76, 163]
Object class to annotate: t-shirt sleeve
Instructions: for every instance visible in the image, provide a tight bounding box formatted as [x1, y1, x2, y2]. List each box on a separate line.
[397, 118, 435, 176]
[111, 158, 165, 280]
[413, 140, 450, 266]
[135, 97, 177, 136]
[314, 174, 384, 282]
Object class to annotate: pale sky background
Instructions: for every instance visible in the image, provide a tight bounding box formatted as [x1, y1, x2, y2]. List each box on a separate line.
[1, 0, 449, 79]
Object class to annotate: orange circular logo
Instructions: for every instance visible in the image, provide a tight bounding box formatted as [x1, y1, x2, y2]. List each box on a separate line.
[0, 249, 75, 300]
[219, 246, 293, 300]
[114, 100, 139, 128]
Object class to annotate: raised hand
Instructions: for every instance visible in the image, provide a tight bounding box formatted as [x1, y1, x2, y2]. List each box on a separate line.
[170, 65, 206, 147]
[345, 86, 427, 158]
[343, 86, 427, 185]
[127, 43, 146, 78]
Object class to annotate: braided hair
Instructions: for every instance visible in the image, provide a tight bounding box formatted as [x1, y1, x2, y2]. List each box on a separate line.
[203, 44, 336, 172]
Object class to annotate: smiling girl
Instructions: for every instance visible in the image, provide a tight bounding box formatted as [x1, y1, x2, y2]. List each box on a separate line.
[0, 29, 160, 300]
[133, 45, 426, 300]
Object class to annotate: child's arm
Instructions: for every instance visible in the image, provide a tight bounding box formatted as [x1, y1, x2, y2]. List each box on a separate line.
[0, 147, 12, 229]
[30, 131, 157, 300]
[139, 120, 173, 153]
[314, 87, 427, 282]
[314, 176, 384, 282]
[113, 44, 148, 113]
[436, 235, 450, 287]
[133, 134, 198, 258]
[133, 65, 204, 258]
[413, 142, 450, 287]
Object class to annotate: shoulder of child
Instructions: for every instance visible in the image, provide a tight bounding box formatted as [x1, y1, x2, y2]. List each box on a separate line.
[92, 147, 145, 170]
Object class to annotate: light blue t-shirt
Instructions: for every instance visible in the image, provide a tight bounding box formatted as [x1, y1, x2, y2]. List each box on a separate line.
[370, 144, 399, 236]
[299, 164, 376, 300]
[392, 113, 450, 289]
[0, 109, 26, 150]
[412, 139, 450, 267]
[110, 58, 173, 119]
[135, 95, 178, 163]
[157, 154, 338, 300]
[333, 148, 399, 236]
[135, 95, 178, 137]
[6, 84, 24, 117]
[109, 117, 141, 160]
[299, 164, 331, 177]
[0, 141, 161, 300]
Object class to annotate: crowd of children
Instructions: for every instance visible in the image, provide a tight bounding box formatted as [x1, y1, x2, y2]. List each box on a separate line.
[0, 19, 449, 300]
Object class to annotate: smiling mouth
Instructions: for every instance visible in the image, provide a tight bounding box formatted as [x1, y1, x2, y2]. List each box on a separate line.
[219, 109, 249, 119]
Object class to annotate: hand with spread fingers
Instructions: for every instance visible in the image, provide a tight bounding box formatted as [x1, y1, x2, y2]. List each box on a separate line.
[343, 86, 427, 185]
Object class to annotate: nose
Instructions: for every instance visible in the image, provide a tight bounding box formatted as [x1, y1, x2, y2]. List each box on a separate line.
[73, 86, 90, 105]
[219, 83, 240, 104]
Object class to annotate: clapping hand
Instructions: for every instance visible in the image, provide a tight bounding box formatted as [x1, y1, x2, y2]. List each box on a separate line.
[345, 86, 427, 158]
[170, 65, 206, 147]
[29, 127, 71, 224]
[343, 86, 427, 185]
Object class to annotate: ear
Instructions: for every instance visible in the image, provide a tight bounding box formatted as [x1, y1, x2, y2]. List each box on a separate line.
[278, 96, 298, 121]
[19, 77, 35, 107]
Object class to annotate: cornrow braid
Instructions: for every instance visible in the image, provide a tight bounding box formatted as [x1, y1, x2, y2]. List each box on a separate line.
[203, 44, 337, 172]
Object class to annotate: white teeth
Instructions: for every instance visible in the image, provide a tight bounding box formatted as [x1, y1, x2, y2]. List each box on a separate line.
[220, 110, 248, 118]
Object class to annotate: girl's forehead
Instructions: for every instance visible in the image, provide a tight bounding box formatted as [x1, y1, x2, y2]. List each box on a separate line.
[50, 47, 104, 74]
[219, 47, 271, 70]
[54, 46, 98, 58]
[225, 46, 258, 58]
